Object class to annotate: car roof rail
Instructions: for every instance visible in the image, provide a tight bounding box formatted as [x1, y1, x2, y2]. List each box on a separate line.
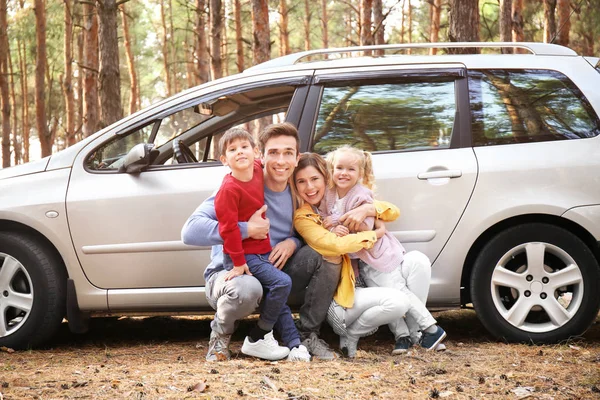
[246, 42, 578, 72]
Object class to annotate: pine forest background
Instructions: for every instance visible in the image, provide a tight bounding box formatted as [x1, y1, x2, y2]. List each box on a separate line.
[0, 0, 599, 167]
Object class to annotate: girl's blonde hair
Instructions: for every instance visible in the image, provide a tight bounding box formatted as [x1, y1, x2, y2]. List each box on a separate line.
[326, 145, 376, 191]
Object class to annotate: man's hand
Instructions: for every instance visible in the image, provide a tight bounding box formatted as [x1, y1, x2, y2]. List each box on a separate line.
[331, 225, 349, 237]
[339, 203, 375, 232]
[373, 219, 387, 239]
[225, 264, 252, 281]
[269, 239, 297, 270]
[248, 205, 269, 240]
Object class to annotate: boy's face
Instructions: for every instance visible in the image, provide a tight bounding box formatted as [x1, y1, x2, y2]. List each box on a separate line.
[220, 138, 258, 172]
[262, 135, 299, 187]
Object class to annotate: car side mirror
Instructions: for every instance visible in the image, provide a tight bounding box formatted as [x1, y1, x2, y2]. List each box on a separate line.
[118, 143, 159, 174]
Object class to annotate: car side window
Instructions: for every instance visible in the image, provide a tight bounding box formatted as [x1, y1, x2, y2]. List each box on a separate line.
[469, 69, 600, 146]
[312, 80, 456, 154]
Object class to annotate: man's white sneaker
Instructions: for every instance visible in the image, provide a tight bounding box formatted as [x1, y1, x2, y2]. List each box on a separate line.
[241, 331, 290, 360]
[287, 345, 311, 362]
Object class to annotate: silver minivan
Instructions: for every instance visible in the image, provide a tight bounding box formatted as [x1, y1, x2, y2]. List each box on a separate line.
[1, 42, 599, 349]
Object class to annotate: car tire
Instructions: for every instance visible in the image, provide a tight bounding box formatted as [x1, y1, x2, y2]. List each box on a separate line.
[470, 223, 600, 343]
[0, 232, 67, 349]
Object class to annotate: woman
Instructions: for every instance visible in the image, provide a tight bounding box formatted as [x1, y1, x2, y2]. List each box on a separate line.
[292, 153, 446, 357]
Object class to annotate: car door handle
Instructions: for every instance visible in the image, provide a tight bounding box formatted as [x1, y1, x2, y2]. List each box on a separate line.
[417, 169, 462, 180]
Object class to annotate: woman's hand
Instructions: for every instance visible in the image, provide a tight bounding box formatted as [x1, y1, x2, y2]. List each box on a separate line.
[373, 219, 387, 239]
[323, 216, 334, 230]
[225, 264, 252, 281]
[331, 225, 349, 237]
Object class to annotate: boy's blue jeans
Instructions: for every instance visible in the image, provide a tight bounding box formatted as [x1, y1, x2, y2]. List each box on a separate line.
[223, 252, 301, 348]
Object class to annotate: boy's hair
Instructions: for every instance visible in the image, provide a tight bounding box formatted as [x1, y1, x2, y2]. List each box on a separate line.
[258, 122, 300, 155]
[218, 127, 256, 156]
[326, 145, 376, 191]
[291, 152, 330, 208]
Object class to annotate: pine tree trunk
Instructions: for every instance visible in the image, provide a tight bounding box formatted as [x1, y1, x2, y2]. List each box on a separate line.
[499, 0, 512, 53]
[448, 0, 480, 53]
[18, 39, 29, 162]
[556, 0, 570, 47]
[304, 0, 311, 51]
[34, 0, 51, 157]
[63, 0, 75, 147]
[251, 0, 270, 65]
[222, 10, 228, 76]
[169, 0, 178, 93]
[0, 0, 10, 167]
[160, 0, 171, 95]
[210, 0, 222, 79]
[9, 39, 19, 164]
[76, 28, 83, 142]
[83, 2, 99, 137]
[279, 0, 289, 56]
[511, 0, 524, 53]
[360, 0, 373, 47]
[235, 0, 245, 69]
[429, 0, 441, 54]
[97, 0, 123, 127]
[543, 0, 557, 43]
[120, 4, 139, 115]
[373, 0, 384, 56]
[407, 0, 412, 52]
[195, 0, 210, 84]
[321, 0, 328, 50]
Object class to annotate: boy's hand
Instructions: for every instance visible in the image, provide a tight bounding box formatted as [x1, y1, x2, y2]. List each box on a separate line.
[269, 238, 297, 269]
[248, 205, 269, 239]
[225, 264, 252, 281]
[331, 225, 349, 237]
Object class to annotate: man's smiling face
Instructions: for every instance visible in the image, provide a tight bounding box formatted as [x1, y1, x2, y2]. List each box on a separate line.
[262, 135, 299, 191]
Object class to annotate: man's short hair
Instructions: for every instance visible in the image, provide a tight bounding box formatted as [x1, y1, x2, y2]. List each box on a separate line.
[258, 122, 300, 155]
[218, 128, 256, 156]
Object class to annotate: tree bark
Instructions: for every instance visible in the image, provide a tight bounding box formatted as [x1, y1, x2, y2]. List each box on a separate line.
[321, 0, 328, 50]
[429, 0, 441, 54]
[360, 0, 373, 47]
[76, 27, 83, 142]
[543, 0, 557, 43]
[120, 4, 138, 115]
[34, 0, 51, 157]
[9, 38, 19, 164]
[373, 0, 384, 56]
[448, 0, 480, 53]
[82, 1, 99, 137]
[251, 0, 270, 65]
[168, 0, 178, 93]
[195, 0, 209, 84]
[407, 0, 412, 53]
[499, 0, 512, 53]
[63, 0, 75, 147]
[160, 0, 171, 95]
[511, 0, 525, 53]
[209, 0, 222, 79]
[18, 39, 29, 162]
[0, 0, 10, 167]
[304, 0, 311, 51]
[235, 0, 245, 69]
[279, 0, 289, 56]
[400, 0, 405, 43]
[97, 0, 123, 127]
[556, 0, 570, 46]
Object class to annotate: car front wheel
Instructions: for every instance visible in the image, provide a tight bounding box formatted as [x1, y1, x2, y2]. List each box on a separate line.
[471, 223, 600, 343]
[0, 232, 66, 349]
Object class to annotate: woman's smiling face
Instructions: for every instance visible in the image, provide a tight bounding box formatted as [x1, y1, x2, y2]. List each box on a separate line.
[294, 165, 326, 206]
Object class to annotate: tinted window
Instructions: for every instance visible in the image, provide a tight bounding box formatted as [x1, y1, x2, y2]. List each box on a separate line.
[312, 81, 456, 154]
[469, 69, 600, 146]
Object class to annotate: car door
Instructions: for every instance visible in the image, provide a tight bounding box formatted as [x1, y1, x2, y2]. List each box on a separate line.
[66, 72, 312, 310]
[301, 64, 477, 268]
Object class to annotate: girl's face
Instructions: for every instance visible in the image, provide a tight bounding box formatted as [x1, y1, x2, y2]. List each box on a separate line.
[332, 151, 361, 197]
[294, 165, 326, 206]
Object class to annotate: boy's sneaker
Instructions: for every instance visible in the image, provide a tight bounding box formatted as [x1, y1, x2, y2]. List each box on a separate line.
[206, 330, 231, 361]
[241, 331, 290, 360]
[339, 335, 359, 358]
[419, 326, 447, 351]
[391, 336, 412, 355]
[301, 332, 337, 360]
[287, 345, 311, 362]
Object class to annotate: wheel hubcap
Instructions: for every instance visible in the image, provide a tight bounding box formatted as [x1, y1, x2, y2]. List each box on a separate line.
[0, 252, 34, 337]
[491, 242, 583, 333]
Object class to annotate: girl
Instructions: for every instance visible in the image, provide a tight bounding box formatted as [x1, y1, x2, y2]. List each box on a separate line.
[322, 145, 446, 354]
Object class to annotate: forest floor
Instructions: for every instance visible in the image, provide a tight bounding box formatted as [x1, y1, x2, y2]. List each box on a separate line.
[0, 309, 599, 400]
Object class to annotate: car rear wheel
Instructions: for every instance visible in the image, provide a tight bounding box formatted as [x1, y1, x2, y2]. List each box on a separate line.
[470, 223, 600, 343]
[0, 232, 66, 349]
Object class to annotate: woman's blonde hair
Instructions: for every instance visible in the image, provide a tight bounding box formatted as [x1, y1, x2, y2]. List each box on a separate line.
[325, 145, 376, 191]
[291, 152, 330, 208]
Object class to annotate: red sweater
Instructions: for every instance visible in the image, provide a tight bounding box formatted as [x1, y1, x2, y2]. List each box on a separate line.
[215, 160, 271, 266]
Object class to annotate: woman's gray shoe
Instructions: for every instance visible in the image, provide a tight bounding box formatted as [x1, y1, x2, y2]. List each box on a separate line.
[301, 332, 337, 360]
[206, 330, 232, 361]
[339, 335, 359, 358]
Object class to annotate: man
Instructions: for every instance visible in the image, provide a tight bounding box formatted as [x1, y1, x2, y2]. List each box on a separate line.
[182, 122, 388, 361]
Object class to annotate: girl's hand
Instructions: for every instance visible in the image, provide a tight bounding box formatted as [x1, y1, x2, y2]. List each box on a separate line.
[373, 219, 387, 239]
[323, 216, 334, 230]
[225, 264, 252, 281]
[331, 225, 349, 237]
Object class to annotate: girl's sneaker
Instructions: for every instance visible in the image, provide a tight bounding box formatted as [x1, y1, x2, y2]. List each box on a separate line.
[287, 344, 311, 362]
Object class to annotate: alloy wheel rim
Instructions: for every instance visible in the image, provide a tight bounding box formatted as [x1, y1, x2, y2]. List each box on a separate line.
[490, 242, 584, 333]
[0, 252, 34, 338]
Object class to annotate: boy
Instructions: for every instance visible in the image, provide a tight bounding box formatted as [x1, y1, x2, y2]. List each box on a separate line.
[215, 127, 309, 361]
